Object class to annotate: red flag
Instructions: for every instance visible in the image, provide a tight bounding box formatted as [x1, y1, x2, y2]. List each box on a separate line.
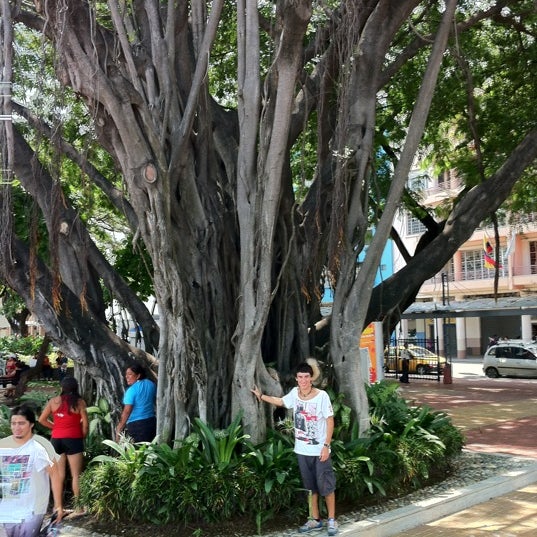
[483, 236, 501, 269]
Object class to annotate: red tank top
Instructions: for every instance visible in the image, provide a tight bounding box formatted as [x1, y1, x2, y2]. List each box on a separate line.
[52, 398, 84, 439]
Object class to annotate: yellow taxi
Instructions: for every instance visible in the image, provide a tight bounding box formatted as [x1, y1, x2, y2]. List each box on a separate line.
[384, 345, 446, 375]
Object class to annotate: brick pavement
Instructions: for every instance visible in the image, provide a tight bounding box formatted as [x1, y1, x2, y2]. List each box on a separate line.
[399, 378, 537, 458]
[390, 378, 537, 536]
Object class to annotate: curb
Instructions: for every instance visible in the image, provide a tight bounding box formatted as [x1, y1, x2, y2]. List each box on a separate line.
[339, 462, 537, 537]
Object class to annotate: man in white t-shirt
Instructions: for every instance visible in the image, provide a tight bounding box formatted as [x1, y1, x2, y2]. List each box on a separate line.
[252, 361, 338, 536]
[0, 404, 64, 537]
[399, 343, 411, 384]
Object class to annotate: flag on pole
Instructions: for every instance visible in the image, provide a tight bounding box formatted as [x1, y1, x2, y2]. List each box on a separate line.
[483, 235, 502, 269]
[504, 232, 516, 258]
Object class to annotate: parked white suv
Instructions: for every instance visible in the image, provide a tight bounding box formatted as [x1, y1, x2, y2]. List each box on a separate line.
[483, 341, 537, 378]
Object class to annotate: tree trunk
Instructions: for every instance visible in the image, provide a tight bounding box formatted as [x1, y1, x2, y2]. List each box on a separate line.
[0, 235, 145, 420]
[14, 335, 51, 398]
[1, 0, 535, 445]
[8, 309, 30, 337]
[233, 0, 313, 441]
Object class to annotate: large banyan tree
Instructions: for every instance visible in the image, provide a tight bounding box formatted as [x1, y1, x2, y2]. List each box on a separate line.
[0, 0, 536, 442]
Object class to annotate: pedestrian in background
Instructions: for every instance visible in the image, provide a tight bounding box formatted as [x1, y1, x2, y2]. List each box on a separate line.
[116, 364, 156, 442]
[399, 343, 410, 384]
[5, 355, 16, 376]
[39, 376, 88, 512]
[0, 356, 17, 387]
[55, 352, 68, 381]
[0, 405, 64, 536]
[41, 354, 54, 381]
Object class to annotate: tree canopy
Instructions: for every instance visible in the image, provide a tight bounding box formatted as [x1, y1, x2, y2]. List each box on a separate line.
[0, 0, 536, 442]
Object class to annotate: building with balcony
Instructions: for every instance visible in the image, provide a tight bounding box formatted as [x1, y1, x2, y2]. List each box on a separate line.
[394, 171, 537, 359]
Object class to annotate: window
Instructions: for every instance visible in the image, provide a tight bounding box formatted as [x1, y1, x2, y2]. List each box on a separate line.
[408, 173, 431, 191]
[530, 241, 537, 275]
[495, 346, 511, 358]
[445, 259, 455, 281]
[461, 248, 507, 280]
[406, 214, 427, 235]
[515, 349, 536, 360]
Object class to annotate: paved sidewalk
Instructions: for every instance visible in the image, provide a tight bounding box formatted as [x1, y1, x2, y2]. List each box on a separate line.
[395, 483, 537, 536]
[372, 378, 537, 537]
[399, 378, 537, 458]
[342, 464, 537, 537]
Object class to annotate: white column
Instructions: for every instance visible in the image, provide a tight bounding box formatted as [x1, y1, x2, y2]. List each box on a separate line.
[521, 315, 532, 341]
[399, 319, 409, 339]
[456, 317, 466, 358]
[436, 318, 445, 356]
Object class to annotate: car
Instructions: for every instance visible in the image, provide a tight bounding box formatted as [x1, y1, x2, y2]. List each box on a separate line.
[483, 341, 537, 378]
[384, 345, 446, 375]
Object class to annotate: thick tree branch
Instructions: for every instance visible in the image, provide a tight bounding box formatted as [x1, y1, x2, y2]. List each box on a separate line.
[379, 1, 510, 89]
[367, 128, 537, 323]
[13, 102, 139, 229]
[11, 128, 160, 353]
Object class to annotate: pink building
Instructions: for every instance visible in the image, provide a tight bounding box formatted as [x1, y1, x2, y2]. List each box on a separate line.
[394, 171, 537, 358]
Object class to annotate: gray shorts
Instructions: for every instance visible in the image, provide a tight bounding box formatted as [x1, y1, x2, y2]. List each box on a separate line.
[297, 453, 336, 496]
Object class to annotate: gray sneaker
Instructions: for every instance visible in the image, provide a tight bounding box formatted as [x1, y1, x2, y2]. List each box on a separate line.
[327, 518, 338, 536]
[299, 519, 323, 533]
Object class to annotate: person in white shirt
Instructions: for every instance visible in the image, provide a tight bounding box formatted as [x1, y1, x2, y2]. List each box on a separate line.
[252, 361, 338, 536]
[399, 343, 411, 384]
[0, 404, 64, 537]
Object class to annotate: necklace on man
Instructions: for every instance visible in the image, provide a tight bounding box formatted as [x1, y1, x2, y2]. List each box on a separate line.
[299, 388, 313, 398]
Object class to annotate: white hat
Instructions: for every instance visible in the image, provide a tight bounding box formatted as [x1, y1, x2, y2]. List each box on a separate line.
[306, 357, 321, 384]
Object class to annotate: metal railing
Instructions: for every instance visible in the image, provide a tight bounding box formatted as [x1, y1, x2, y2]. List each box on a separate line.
[384, 337, 443, 382]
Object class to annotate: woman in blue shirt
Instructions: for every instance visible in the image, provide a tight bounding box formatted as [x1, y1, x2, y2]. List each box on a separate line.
[115, 364, 156, 442]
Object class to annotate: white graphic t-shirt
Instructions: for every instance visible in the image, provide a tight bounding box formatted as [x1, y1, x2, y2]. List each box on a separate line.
[282, 387, 333, 456]
[0, 435, 57, 523]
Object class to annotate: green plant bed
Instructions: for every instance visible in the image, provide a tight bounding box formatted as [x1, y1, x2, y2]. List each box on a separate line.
[79, 381, 464, 533]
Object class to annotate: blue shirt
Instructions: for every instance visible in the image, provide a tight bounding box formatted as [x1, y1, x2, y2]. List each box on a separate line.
[123, 378, 156, 423]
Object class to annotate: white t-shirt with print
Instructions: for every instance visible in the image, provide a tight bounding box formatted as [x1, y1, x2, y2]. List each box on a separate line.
[0, 435, 57, 523]
[282, 387, 333, 457]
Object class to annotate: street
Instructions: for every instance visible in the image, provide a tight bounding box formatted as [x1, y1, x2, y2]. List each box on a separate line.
[450, 358, 485, 379]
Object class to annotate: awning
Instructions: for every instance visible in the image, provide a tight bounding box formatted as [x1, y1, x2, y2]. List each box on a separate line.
[402, 296, 537, 319]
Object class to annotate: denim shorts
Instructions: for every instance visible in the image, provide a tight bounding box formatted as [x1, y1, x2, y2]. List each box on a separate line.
[297, 453, 336, 496]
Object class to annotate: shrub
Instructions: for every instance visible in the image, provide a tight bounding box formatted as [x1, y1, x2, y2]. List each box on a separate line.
[0, 405, 12, 437]
[79, 456, 135, 518]
[80, 381, 464, 530]
[0, 336, 46, 357]
[244, 429, 302, 516]
[85, 397, 113, 459]
[80, 420, 303, 528]
[364, 381, 464, 493]
[19, 385, 55, 412]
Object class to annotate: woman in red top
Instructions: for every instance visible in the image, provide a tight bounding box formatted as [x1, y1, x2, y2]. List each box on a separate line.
[39, 376, 88, 510]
